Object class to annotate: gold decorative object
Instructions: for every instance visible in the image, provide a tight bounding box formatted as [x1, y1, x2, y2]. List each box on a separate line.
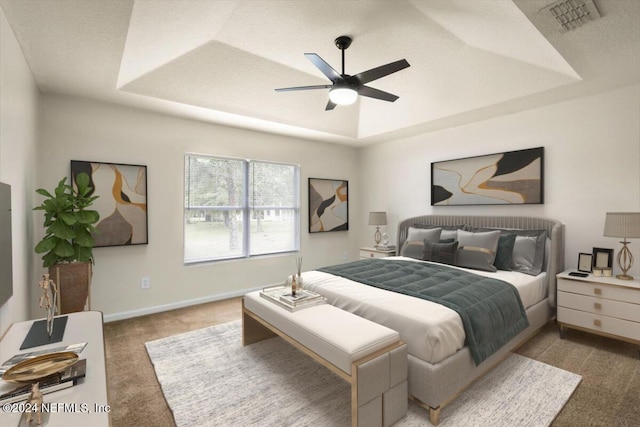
[38, 273, 58, 336]
[25, 382, 44, 425]
[603, 212, 640, 280]
[2, 351, 79, 383]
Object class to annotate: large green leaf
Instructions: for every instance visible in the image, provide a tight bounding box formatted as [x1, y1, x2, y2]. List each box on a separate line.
[42, 251, 59, 268]
[75, 210, 100, 225]
[75, 245, 93, 262]
[74, 227, 95, 247]
[53, 240, 75, 258]
[59, 211, 77, 226]
[49, 218, 76, 240]
[75, 172, 90, 192]
[34, 235, 57, 254]
[35, 188, 53, 198]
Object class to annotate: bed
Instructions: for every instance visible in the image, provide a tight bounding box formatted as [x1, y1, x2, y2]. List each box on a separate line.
[302, 215, 564, 424]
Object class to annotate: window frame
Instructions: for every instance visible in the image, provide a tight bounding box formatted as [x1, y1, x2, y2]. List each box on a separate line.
[184, 153, 300, 264]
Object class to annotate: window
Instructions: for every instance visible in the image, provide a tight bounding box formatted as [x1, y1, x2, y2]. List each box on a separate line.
[184, 154, 299, 263]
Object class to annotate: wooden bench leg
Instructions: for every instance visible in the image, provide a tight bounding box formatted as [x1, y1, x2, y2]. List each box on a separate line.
[242, 307, 276, 346]
[430, 406, 441, 425]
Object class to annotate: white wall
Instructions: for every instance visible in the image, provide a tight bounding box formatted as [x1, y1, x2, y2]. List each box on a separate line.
[36, 95, 360, 320]
[360, 84, 640, 277]
[0, 8, 39, 336]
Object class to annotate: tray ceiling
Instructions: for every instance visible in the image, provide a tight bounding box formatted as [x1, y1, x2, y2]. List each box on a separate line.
[1, 0, 638, 145]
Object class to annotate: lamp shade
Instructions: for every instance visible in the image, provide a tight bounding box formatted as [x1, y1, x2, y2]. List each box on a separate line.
[368, 212, 387, 226]
[603, 212, 640, 238]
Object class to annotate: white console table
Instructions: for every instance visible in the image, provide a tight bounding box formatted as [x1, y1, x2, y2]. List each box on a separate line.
[0, 311, 110, 426]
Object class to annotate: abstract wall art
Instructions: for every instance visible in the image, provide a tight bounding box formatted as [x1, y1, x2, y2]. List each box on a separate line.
[308, 178, 348, 233]
[431, 147, 544, 206]
[71, 160, 148, 246]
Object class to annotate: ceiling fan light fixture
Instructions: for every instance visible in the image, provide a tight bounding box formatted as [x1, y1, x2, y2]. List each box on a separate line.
[329, 87, 358, 105]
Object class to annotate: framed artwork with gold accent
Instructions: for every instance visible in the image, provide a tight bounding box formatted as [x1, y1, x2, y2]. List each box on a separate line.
[431, 147, 544, 205]
[308, 178, 348, 233]
[71, 160, 148, 247]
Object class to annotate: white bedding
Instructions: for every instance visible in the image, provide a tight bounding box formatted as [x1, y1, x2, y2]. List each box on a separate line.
[301, 256, 547, 364]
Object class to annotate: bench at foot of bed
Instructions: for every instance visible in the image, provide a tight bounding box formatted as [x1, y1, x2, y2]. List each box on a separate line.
[242, 291, 408, 427]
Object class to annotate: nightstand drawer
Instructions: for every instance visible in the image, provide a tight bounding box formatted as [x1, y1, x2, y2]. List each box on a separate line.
[558, 291, 640, 322]
[558, 278, 640, 304]
[359, 249, 389, 259]
[558, 307, 640, 341]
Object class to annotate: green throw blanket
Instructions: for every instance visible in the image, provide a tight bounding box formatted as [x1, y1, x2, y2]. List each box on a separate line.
[318, 258, 529, 365]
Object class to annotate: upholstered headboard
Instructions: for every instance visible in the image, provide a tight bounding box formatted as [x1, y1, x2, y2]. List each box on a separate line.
[396, 215, 565, 307]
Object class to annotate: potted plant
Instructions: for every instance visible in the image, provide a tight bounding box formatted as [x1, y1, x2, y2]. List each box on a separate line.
[34, 173, 100, 313]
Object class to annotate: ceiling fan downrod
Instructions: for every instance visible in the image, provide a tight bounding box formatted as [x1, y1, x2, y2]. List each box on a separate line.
[334, 36, 352, 76]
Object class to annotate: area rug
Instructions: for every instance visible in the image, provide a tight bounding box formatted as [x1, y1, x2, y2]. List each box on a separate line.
[145, 321, 581, 427]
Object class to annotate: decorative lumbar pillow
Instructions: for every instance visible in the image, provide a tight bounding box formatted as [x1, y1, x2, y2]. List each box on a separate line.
[456, 229, 500, 272]
[494, 233, 517, 271]
[400, 227, 442, 259]
[423, 240, 459, 265]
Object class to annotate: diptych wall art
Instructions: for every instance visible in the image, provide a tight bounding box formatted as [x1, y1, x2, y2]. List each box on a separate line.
[431, 147, 544, 206]
[308, 178, 348, 233]
[71, 160, 148, 246]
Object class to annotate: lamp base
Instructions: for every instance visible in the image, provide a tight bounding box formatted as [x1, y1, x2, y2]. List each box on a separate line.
[374, 227, 382, 246]
[616, 274, 634, 280]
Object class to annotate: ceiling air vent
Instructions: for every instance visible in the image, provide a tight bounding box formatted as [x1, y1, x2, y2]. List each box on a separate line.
[544, 0, 602, 32]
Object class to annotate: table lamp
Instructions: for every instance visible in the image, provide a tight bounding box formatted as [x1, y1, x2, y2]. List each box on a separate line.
[368, 212, 387, 246]
[603, 212, 640, 280]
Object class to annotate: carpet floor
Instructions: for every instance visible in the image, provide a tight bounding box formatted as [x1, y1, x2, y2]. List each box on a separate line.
[104, 297, 640, 426]
[145, 321, 581, 427]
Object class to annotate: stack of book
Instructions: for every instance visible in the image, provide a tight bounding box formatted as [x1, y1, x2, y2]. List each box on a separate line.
[260, 285, 327, 312]
[0, 359, 86, 404]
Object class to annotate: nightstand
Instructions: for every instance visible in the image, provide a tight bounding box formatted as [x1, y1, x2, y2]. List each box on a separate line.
[359, 247, 396, 259]
[556, 270, 640, 355]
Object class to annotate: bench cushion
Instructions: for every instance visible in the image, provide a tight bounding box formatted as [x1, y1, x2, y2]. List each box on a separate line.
[244, 291, 400, 374]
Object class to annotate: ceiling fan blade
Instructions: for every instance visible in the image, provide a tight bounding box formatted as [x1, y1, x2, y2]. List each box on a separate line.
[275, 85, 332, 92]
[305, 53, 342, 83]
[350, 59, 410, 85]
[325, 100, 337, 111]
[357, 85, 399, 102]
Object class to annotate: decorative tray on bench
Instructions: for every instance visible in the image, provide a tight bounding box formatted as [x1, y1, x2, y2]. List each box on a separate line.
[259, 285, 327, 312]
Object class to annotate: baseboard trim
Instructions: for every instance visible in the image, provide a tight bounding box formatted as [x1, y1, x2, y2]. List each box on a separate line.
[103, 286, 263, 323]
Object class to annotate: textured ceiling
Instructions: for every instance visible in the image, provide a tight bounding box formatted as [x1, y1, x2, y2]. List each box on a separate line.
[1, 0, 639, 145]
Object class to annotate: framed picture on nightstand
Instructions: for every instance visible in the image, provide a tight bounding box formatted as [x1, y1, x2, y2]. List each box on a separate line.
[577, 253, 593, 273]
[592, 247, 613, 268]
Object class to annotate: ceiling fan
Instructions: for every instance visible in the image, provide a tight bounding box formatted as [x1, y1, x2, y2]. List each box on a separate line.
[275, 36, 410, 111]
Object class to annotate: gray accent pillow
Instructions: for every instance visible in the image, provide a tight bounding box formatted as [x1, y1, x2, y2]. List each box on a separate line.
[512, 230, 547, 275]
[494, 233, 517, 271]
[413, 224, 465, 242]
[423, 240, 458, 265]
[467, 227, 548, 275]
[456, 229, 500, 272]
[400, 227, 442, 259]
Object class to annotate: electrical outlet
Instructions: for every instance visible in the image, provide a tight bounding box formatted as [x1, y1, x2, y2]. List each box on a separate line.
[342, 251, 348, 261]
[141, 277, 150, 289]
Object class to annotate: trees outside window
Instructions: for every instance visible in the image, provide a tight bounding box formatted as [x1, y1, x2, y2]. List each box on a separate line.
[184, 155, 299, 263]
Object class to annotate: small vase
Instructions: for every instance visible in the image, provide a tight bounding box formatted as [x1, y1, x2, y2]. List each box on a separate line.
[296, 273, 303, 290]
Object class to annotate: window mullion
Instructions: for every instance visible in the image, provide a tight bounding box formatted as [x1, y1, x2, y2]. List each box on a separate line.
[243, 160, 251, 258]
